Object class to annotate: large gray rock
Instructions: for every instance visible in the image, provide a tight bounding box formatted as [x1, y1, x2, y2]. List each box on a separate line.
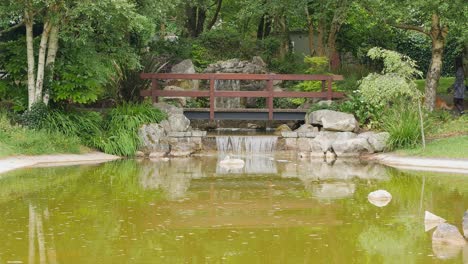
[153, 102, 183, 116]
[309, 110, 359, 132]
[332, 138, 374, 156]
[138, 124, 170, 154]
[432, 223, 467, 246]
[153, 102, 190, 133]
[294, 124, 319, 133]
[169, 59, 199, 90]
[358, 132, 390, 152]
[463, 210, 468, 239]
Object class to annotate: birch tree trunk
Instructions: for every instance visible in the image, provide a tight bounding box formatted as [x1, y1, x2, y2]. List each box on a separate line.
[44, 25, 59, 105]
[35, 21, 52, 103]
[25, 10, 36, 110]
[424, 14, 447, 111]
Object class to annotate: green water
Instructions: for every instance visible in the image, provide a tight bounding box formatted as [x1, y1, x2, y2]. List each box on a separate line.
[0, 156, 467, 263]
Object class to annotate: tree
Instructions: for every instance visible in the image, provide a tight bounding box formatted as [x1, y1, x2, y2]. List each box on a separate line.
[0, 0, 154, 108]
[366, 0, 468, 111]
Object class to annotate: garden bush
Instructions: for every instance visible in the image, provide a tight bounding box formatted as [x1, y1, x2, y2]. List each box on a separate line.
[381, 101, 428, 150]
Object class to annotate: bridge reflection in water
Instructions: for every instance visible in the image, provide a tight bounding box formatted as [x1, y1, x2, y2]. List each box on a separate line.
[138, 156, 388, 229]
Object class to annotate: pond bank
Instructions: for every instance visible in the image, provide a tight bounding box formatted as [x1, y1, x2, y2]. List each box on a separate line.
[367, 153, 468, 174]
[0, 152, 120, 175]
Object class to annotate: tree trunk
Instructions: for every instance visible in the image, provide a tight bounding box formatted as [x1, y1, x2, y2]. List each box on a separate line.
[424, 14, 447, 111]
[44, 25, 59, 105]
[206, 0, 223, 31]
[25, 10, 36, 109]
[317, 18, 325, 56]
[185, 5, 206, 37]
[257, 14, 272, 40]
[305, 7, 315, 55]
[35, 21, 52, 103]
[276, 16, 290, 59]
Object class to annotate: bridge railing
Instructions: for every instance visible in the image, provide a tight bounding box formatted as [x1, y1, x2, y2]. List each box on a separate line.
[140, 73, 344, 120]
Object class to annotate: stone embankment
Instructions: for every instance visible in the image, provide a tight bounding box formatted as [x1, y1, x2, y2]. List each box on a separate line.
[278, 109, 389, 160]
[139, 105, 390, 159]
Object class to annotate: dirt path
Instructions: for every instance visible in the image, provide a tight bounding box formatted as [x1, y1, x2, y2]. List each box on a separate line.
[0, 152, 120, 175]
[368, 154, 468, 174]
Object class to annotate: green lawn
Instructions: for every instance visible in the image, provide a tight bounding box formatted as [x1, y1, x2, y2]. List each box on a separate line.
[396, 115, 468, 159]
[414, 77, 455, 95]
[396, 135, 468, 159]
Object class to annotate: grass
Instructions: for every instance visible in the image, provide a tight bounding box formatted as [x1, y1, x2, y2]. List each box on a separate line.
[395, 114, 468, 158]
[0, 112, 88, 158]
[414, 77, 454, 94]
[396, 135, 468, 159]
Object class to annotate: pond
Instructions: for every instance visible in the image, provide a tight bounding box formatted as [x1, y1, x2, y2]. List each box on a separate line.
[0, 155, 467, 263]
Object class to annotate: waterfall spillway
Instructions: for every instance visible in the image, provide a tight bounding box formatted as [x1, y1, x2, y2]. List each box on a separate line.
[216, 136, 278, 154]
[215, 136, 278, 174]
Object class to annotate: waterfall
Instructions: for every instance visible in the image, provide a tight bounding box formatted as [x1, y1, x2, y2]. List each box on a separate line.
[215, 136, 278, 154]
[215, 136, 278, 174]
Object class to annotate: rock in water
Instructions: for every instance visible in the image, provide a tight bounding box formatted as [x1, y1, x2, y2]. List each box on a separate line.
[367, 190, 392, 207]
[219, 156, 245, 169]
[425, 211, 447, 232]
[432, 223, 467, 246]
[463, 210, 468, 239]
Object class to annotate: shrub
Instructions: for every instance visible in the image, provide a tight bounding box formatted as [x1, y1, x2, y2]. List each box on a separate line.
[20, 102, 49, 129]
[359, 47, 422, 107]
[93, 102, 166, 156]
[381, 102, 427, 150]
[338, 90, 383, 128]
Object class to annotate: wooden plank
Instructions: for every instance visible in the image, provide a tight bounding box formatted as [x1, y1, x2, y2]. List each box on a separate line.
[327, 77, 332, 100]
[150, 90, 210, 97]
[140, 73, 344, 81]
[214, 91, 269, 97]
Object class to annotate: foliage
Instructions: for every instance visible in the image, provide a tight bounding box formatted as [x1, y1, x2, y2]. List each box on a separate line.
[380, 102, 427, 150]
[19, 102, 49, 129]
[338, 90, 383, 128]
[93, 102, 166, 156]
[107, 54, 168, 102]
[41, 109, 103, 146]
[359, 47, 422, 107]
[0, 111, 84, 157]
[294, 56, 336, 93]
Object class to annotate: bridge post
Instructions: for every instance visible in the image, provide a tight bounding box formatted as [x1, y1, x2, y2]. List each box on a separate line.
[327, 77, 333, 101]
[209, 76, 215, 120]
[151, 79, 159, 103]
[267, 79, 274, 120]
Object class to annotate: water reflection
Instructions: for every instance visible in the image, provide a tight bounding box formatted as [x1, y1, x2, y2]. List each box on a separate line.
[0, 157, 466, 263]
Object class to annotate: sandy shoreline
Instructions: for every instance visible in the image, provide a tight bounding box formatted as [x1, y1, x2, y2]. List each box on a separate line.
[367, 154, 468, 174]
[0, 152, 121, 175]
[1, 152, 467, 175]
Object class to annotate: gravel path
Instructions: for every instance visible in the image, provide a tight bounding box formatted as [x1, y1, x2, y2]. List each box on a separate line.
[0, 152, 120, 175]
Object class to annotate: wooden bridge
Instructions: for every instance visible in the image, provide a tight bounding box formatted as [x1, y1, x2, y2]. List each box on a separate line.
[140, 73, 344, 120]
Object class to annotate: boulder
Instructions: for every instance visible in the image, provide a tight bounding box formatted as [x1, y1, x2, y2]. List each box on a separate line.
[432, 223, 467, 246]
[425, 211, 446, 232]
[358, 132, 390, 152]
[312, 131, 339, 152]
[294, 124, 319, 133]
[219, 155, 245, 170]
[149, 152, 167, 159]
[275, 124, 292, 135]
[309, 110, 358, 132]
[153, 102, 183, 116]
[135, 151, 145, 158]
[463, 210, 468, 239]
[169, 59, 199, 90]
[332, 137, 374, 156]
[138, 124, 170, 154]
[432, 242, 464, 260]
